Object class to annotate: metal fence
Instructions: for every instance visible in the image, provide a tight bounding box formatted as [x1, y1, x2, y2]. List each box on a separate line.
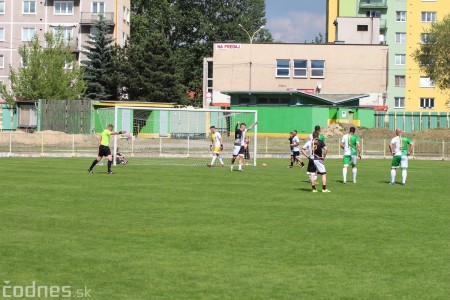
[374, 112, 450, 132]
[0, 132, 449, 160]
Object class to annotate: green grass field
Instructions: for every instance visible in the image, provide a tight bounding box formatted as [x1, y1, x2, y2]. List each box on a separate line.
[0, 158, 449, 299]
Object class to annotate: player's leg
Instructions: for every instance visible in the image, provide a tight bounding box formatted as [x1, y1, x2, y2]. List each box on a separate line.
[107, 154, 114, 174]
[89, 146, 105, 173]
[218, 153, 224, 166]
[314, 160, 329, 192]
[310, 172, 318, 192]
[400, 156, 408, 185]
[231, 146, 239, 171]
[209, 152, 217, 167]
[238, 146, 245, 171]
[289, 151, 294, 167]
[342, 155, 350, 183]
[351, 156, 358, 183]
[390, 156, 400, 184]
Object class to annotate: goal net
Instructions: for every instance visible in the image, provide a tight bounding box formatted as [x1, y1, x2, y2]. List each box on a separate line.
[96, 107, 258, 166]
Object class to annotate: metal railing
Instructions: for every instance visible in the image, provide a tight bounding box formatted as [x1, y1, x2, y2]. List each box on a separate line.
[0, 133, 448, 160]
[359, 0, 387, 9]
[80, 12, 114, 25]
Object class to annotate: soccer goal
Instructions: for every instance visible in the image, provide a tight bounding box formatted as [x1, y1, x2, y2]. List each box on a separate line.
[96, 106, 258, 166]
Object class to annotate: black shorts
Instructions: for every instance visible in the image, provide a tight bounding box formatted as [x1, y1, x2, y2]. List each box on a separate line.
[98, 145, 111, 157]
[292, 151, 300, 157]
[307, 159, 316, 173]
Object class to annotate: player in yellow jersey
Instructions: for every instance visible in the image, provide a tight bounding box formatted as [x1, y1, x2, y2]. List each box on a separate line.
[88, 124, 127, 174]
[208, 126, 224, 167]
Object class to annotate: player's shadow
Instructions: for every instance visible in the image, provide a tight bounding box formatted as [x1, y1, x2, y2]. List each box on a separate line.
[295, 188, 315, 192]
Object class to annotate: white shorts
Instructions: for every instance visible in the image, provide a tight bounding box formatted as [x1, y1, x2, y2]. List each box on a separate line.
[233, 145, 244, 157]
[313, 159, 326, 174]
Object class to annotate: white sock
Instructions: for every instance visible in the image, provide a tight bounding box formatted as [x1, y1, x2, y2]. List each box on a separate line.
[402, 169, 407, 183]
[352, 168, 357, 182]
[218, 156, 223, 164]
[342, 167, 347, 182]
[211, 156, 216, 165]
[314, 175, 317, 181]
[391, 169, 396, 183]
[239, 164, 242, 170]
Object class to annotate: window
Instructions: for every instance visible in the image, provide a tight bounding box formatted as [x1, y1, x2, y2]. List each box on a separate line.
[0, 54, 4, 68]
[421, 12, 436, 23]
[23, 0, 36, 14]
[22, 28, 36, 41]
[420, 98, 434, 109]
[357, 25, 369, 31]
[395, 76, 405, 87]
[366, 10, 381, 18]
[54, 1, 74, 15]
[0, 0, 5, 14]
[394, 97, 405, 109]
[311, 60, 325, 78]
[53, 27, 73, 44]
[395, 33, 406, 44]
[276, 59, 290, 77]
[420, 77, 435, 88]
[395, 54, 405, 65]
[396, 11, 406, 22]
[420, 33, 433, 44]
[92, 1, 105, 13]
[239, 97, 250, 104]
[18, 104, 38, 127]
[0, 27, 4, 41]
[293, 59, 307, 78]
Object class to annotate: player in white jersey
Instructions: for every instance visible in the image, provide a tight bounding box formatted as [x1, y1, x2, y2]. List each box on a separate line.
[208, 126, 224, 167]
[288, 130, 305, 168]
[341, 126, 361, 183]
[230, 121, 257, 171]
[388, 128, 414, 185]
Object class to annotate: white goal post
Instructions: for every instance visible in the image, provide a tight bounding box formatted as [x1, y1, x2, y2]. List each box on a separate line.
[96, 106, 258, 166]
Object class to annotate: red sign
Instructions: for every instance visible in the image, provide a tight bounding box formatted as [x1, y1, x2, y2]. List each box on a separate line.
[215, 44, 242, 50]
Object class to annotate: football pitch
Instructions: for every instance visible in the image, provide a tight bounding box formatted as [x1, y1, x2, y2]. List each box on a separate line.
[0, 158, 449, 299]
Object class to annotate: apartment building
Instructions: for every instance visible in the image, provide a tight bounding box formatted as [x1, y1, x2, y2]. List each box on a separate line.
[405, 0, 449, 112]
[0, 0, 131, 87]
[327, 0, 449, 113]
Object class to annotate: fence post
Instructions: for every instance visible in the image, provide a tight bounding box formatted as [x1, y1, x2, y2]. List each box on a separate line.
[9, 131, 12, 157]
[265, 137, 268, 158]
[383, 139, 386, 158]
[159, 137, 162, 156]
[131, 136, 135, 157]
[72, 134, 75, 157]
[442, 140, 445, 161]
[41, 132, 44, 156]
[187, 135, 190, 157]
[361, 138, 364, 156]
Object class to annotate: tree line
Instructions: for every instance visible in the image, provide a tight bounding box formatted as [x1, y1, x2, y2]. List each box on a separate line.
[1, 0, 272, 107]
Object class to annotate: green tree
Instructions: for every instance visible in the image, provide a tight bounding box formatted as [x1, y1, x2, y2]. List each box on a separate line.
[0, 31, 85, 105]
[130, 0, 272, 106]
[124, 30, 182, 102]
[413, 14, 450, 93]
[82, 16, 115, 100]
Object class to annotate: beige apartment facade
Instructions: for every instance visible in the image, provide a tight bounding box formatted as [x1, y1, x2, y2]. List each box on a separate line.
[0, 0, 130, 87]
[209, 43, 388, 107]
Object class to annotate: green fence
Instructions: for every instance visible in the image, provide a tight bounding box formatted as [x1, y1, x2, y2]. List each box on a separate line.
[375, 112, 450, 132]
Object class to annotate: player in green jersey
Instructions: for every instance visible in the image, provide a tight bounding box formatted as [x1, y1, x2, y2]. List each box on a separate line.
[388, 128, 414, 185]
[88, 124, 127, 174]
[340, 127, 361, 183]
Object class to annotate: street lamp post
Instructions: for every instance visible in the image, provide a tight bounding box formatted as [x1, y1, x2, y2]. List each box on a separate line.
[238, 24, 264, 92]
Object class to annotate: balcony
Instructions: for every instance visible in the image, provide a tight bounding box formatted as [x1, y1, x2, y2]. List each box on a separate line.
[80, 12, 114, 25]
[359, 0, 387, 9]
[380, 19, 387, 30]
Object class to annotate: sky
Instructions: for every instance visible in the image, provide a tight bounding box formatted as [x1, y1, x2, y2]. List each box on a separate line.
[265, 0, 327, 43]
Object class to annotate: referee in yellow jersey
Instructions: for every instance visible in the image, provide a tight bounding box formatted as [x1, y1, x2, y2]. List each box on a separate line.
[88, 124, 127, 174]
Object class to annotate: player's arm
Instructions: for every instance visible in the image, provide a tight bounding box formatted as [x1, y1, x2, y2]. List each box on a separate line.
[111, 130, 127, 136]
[389, 143, 394, 156]
[235, 122, 240, 131]
[357, 142, 362, 159]
[247, 121, 258, 131]
[323, 146, 328, 159]
[220, 136, 224, 150]
[408, 141, 414, 155]
[301, 145, 309, 158]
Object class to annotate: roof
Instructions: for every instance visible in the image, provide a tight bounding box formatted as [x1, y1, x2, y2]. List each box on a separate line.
[221, 90, 369, 105]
